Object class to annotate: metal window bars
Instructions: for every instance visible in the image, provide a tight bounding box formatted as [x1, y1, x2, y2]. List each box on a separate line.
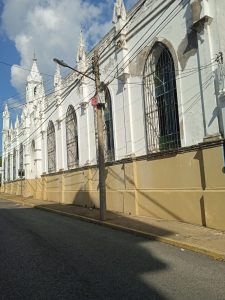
[19, 143, 23, 170]
[4, 159, 6, 181]
[144, 42, 181, 154]
[47, 121, 56, 173]
[66, 105, 79, 169]
[104, 88, 115, 162]
[13, 148, 16, 180]
[7, 153, 10, 181]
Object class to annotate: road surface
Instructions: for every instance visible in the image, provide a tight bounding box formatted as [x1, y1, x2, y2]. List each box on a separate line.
[0, 198, 224, 299]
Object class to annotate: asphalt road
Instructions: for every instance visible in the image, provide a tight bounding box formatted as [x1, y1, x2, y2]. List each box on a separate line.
[0, 198, 225, 300]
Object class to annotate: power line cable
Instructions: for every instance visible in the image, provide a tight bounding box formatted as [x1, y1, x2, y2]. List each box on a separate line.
[103, 0, 188, 85]
[109, 61, 217, 87]
[4, 67, 214, 154]
[50, 0, 150, 93]
[2, 58, 216, 150]
[0, 59, 70, 106]
[98, 0, 148, 57]
[3, 85, 96, 154]
[1, 0, 216, 157]
[0, 60, 54, 78]
[0, 67, 85, 115]
[2, 73, 213, 162]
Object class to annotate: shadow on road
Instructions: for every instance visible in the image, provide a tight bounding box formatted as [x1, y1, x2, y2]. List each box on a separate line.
[0, 197, 172, 299]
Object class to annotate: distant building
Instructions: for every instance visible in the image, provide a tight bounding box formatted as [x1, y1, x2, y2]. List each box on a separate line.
[2, 0, 225, 230]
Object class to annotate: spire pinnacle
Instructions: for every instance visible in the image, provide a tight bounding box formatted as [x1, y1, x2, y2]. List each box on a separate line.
[33, 49, 37, 61]
[3, 104, 10, 130]
[113, 0, 126, 24]
[15, 115, 19, 128]
[27, 54, 42, 83]
[5, 104, 9, 113]
[3, 104, 9, 118]
[77, 30, 86, 63]
[54, 63, 62, 87]
[80, 30, 84, 47]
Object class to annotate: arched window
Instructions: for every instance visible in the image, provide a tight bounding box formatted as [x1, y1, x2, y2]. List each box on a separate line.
[103, 87, 114, 161]
[13, 148, 16, 180]
[3, 158, 6, 181]
[66, 105, 79, 169]
[8, 153, 10, 181]
[19, 143, 23, 170]
[30, 140, 36, 177]
[31, 140, 35, 153]
[143, 42, 180, 153]
[47, 121, 56, 173]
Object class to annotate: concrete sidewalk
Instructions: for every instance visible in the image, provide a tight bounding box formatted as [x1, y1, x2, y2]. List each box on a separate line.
[1, 193, 225, 261]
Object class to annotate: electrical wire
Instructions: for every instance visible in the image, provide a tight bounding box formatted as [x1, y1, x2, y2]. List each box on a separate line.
[3, 86, 96, 154]
[98, 0, 148, 58]
[103, 0, 188, 85]
[0, 59, 70, 109]
[1, 0, 158, 158]
[3, 59, 216, 116]
[1, 0, 218, 160]
[0, 67, 84, 115]
[2, 73, 214, 167]
[0, 60, 55, 78]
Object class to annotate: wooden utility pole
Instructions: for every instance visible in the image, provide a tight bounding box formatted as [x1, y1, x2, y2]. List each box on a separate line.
[92, 50, 106, 221]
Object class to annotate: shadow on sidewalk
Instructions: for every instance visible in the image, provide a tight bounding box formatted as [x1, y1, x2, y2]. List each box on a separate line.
[0, 191, 174, 238]
[35, 202, 173, 238]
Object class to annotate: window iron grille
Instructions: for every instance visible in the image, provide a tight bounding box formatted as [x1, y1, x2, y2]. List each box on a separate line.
[4, 159, 6, 181]
[8, 153, 10, 181]
[13, 148, 16, 180]
[47, 121, 56, 173]
[143, 42, 181, 153]
[104, 88, 115, 162]
[66, 105, 79, 169]
[19, 143, 23, 170]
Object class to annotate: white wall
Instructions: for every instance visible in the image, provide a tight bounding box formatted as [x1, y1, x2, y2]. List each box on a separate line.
[2, 0, 223, 181]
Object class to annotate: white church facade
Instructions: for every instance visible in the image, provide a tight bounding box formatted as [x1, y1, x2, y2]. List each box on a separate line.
[1, 0, 225, 230]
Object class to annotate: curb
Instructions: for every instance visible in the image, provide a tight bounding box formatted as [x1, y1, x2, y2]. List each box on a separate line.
[2, 196, 225, 261]
[36, 204, 225, 262]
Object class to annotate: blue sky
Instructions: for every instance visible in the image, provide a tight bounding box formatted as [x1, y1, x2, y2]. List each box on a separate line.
[0, 0, 136, 155]
[0, 35, 20, 129]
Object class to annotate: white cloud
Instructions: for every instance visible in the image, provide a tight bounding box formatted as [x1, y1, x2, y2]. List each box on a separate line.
[1, 0, 137, 96]
[11, 64, 27, 95]
[4, 97, 21, 107]
[1, 0, 114, 95]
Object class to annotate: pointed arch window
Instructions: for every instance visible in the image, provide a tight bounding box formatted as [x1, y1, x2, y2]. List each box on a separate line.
[13, 148, 16, 180]
[103, 87, 114, 161]
[66, 105, 79, 169]
[3, 158, 6, 181]
[19, 143, 24, 170]
[47, 121, 56, 173]
[143, 42, 181, 153]
[30, 140, 36, 177]
[8, 153, 10, 181]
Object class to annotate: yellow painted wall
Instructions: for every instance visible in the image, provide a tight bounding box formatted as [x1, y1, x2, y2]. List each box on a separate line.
[2, 145, 225, 231]
[44, 174, 62, 203]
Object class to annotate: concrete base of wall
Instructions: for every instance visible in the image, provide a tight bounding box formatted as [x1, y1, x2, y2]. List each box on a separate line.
[2, 145, 225, 231]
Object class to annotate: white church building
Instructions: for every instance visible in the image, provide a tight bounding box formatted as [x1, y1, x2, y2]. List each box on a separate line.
[1, 0, 225, 231]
